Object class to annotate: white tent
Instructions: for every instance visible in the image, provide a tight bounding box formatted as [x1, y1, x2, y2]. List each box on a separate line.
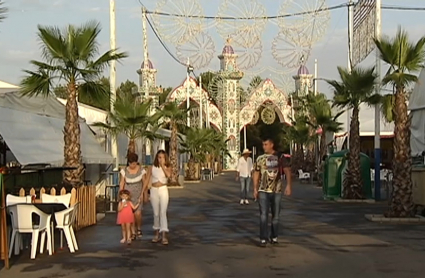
[0, 91, 114, 166]
[334, 103, 394, 150]
[408, 68, 425, 156]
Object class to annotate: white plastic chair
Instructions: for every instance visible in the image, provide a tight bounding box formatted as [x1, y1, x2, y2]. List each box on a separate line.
[54, 203, 80, 253]
[41, 193, 71, 207]
[8, 204, 52, 259]
[6, 194, 32, 255]
[298, 169, 310, 181]
[6, 194, 32, 206]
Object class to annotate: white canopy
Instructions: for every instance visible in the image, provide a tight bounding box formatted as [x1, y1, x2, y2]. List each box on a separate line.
[0, 91, 114, 166]
[409, 68, 425, 156]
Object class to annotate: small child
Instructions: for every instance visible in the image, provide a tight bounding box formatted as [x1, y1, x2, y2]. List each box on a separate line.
[117, 189, 140, 244]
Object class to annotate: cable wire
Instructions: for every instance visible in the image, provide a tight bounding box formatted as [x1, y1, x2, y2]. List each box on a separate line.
[146, 3, 347, 20]
[145, 13, 186, 67]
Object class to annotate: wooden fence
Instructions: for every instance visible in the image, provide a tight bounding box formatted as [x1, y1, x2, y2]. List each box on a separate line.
[17, 185, 96, 230]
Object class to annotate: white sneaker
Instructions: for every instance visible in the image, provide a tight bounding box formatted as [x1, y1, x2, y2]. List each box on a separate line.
[244, 199, 249, 205]
[240, 199, 244, 205]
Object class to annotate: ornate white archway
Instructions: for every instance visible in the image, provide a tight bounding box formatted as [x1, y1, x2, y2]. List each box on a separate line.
[239, 79, 291, 128]
[167, 77, 223, 131]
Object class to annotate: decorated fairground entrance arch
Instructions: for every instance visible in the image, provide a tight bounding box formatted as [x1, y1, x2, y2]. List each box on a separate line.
[137, 38, 313, 170]
[137, 7, 314, 170]
[167, 77, 223, 132]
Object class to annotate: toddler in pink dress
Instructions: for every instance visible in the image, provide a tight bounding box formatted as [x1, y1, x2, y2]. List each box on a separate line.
[117, 189, 140, 244]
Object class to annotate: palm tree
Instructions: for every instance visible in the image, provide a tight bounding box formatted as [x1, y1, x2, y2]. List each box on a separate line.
[327, 66, 377, 199]
[248, 76, 263, 93]
[92, 93, 162, 160]
[306, 94, 343, 186]
[157, 101, 189, 186]
[374, 27, 425, 217]
[284, 114, 313, 173]
[209, 131, 231, 173]
[19, 21, 127, 185]
[0, 1, 7, 23]
[306, 94, 343, 159]
[179, 127, 215, 180]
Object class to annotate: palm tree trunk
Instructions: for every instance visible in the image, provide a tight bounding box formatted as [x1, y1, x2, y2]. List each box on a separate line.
[63, 81, 83, 186]
[306, 144, 316, 172]
[169, 122, 180, 186]
[127, 139, 136, 160]
[343, 106, 363, 199]
[317, 130, 327, 187]
[387, 89, 414, 217]
[187, 158, 196, 180]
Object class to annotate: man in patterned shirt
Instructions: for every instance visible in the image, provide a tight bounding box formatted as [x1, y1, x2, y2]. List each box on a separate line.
[253, 138, 292, 247]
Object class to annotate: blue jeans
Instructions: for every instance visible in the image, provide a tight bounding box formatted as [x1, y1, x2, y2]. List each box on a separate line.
[258, 191, 282, 240]
[240, 177, 251, 199]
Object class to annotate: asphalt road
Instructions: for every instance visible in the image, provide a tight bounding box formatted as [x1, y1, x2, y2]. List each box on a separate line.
[2, 172, 425, 278]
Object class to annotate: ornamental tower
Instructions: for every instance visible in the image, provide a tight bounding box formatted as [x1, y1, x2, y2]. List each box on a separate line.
[217, 39, 244, 170]
[293, 57, 313, 98]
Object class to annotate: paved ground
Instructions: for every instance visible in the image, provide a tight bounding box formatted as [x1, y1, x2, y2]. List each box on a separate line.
[2, 172, 425, 278]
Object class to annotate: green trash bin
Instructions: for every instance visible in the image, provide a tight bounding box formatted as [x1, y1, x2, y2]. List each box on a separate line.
[323, 150, 372, 200]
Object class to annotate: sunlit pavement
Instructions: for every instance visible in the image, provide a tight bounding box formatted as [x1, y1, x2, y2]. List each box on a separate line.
[2, 172, 425, 278]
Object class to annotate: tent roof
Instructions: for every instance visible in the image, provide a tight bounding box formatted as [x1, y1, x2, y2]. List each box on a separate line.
[0, 91, 113, 166]
[408, 68, 425, 111]
[0, 91, 66, 119]
[0, 107, 114, 165]
[0, 80, 19, 89]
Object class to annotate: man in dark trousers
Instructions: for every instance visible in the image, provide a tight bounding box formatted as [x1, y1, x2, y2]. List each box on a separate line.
[253, 138, 292, 247]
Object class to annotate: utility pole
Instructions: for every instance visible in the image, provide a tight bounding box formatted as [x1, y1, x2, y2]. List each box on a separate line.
[186, 58, 190, 127]
[142, 7, 152, 164]
[347, 0, 354, 148]
[314, 59, 318, 95]
[374, 0, 382, 200]
[199, 75, 203, 128]
[109, 0, 118, 170]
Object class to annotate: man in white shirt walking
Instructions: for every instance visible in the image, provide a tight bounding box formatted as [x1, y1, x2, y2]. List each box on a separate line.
[236, 148, 253, 205]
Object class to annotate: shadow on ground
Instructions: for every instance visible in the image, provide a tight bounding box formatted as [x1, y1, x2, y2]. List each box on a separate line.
[2, 172, 425, 278]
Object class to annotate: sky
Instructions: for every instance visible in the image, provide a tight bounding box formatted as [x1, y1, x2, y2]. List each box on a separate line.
[0, 0, 424, 97]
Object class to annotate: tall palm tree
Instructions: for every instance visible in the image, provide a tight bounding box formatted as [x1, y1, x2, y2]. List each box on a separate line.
[0, 1, 7, 22]
[327, 66, 377, 199]
[374, 27, 425, 217]
[157, 101, 189, 186]
[19, 21, 127, 185]
[92, 93, 162, 160]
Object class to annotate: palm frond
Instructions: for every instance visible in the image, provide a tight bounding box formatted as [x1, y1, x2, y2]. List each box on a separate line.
[379, 94, 395, 123]
[328, 66, 376, 110]
[375, 26, 425, 88]
[78, 81, 110, 110]
[73, 20, 101, 61]
[0, 1, 7, 22]
[19, 69, 53, 97]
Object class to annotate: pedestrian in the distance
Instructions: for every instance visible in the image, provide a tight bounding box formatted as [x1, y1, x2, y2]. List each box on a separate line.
[236, 148, 253, 205]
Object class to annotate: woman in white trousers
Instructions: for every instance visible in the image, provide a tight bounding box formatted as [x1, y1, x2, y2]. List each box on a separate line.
[145, 150, 171, 245]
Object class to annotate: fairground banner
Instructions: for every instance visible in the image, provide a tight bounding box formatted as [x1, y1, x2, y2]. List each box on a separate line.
[352, 0, 376, 67]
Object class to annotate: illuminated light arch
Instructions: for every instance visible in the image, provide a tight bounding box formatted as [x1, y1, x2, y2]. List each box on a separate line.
[167, 77, 223, 131]
[239, 79, 292, 129]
